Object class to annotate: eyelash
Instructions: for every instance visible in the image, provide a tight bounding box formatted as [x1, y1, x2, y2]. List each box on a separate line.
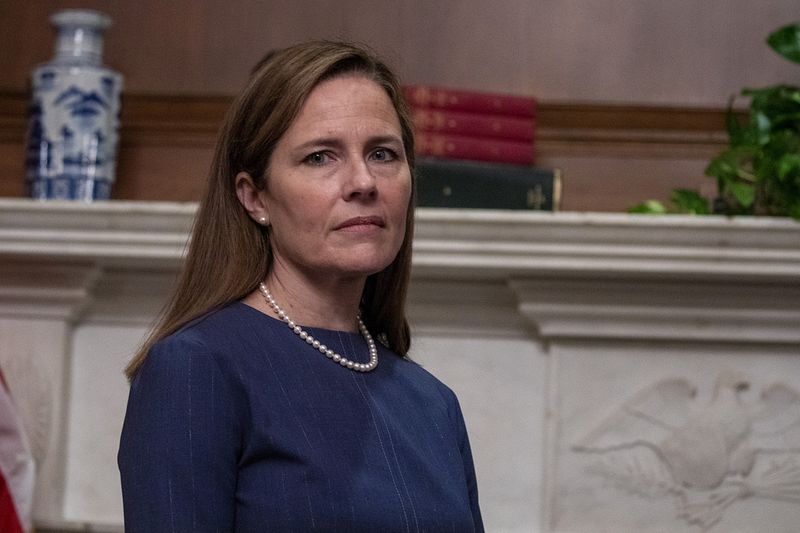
[302, 148, 400, 166]
[303, 151, 331, 166]
[370, 148, 399, 162]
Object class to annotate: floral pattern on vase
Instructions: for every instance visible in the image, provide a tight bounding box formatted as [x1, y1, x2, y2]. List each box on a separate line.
[25, 9, 122, 201]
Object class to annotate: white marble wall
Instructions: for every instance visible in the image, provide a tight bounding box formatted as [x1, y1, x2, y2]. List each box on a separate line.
[1, 199, 799, 532]
[554, 341, 800, 533]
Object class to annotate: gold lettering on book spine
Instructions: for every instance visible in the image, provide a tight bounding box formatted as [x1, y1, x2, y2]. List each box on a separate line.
[410, 87, 431, 107]
[412, 109, 431, 129]
[527, 185, 546, 210]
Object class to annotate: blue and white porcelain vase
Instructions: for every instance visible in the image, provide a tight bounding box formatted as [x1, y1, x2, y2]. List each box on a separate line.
[25, 9, 123, 201]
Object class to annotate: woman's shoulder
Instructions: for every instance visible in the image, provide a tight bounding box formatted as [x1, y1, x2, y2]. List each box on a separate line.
[165, 301, 269, 346]
[180, 300, 260, 334]
[392, 353, 461, 409]
[142, 302, 258, 376]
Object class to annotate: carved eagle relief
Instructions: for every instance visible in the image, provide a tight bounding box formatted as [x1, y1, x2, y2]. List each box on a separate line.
[572, 372, 800, 530]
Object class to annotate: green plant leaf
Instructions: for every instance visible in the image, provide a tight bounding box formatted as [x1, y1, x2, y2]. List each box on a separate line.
[643, 22, 800, 220]
[728, 181, 756, 207]
[744, 86, 800, 119]
[670, 189, 711, 214]
[763, 129, 800, 159]
[754, 112, 771, 145]
[705, 147, 756, 180]
[768, 22, 800, 64]
[770, 111, 800, 129]
[778, 153, 800, 179]
[724, 96, 747, 142]
[782, 197, 800, 220]
[627, 200, 667, 214]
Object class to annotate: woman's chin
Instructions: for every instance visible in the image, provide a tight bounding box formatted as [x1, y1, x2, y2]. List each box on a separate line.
[319, 245, 399, 277]
[324, 255, 396, 279]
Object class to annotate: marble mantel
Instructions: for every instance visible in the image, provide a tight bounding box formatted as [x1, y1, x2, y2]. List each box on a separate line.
[1, 198, 799, 532]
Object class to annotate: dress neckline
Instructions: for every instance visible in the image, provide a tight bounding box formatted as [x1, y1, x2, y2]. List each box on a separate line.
[234, 300, 363, 338]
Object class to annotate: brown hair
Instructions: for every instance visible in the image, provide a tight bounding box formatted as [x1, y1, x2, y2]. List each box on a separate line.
[125, 41, 416, 379]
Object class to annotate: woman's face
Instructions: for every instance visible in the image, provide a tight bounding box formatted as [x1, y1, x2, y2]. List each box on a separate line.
[262, 75, 411, 284]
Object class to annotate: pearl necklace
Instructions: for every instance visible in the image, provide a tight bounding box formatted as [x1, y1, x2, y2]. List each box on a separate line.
[258, 282, 378, 372]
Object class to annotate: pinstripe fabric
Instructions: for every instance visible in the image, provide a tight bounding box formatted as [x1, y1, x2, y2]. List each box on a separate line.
[118, 302, 483, 532]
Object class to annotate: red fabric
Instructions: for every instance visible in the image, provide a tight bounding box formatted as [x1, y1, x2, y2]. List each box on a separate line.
[0, 471, 24, 533]
[0, 367, 33, 533]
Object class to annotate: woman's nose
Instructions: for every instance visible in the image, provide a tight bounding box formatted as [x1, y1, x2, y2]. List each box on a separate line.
[343, 159, 377, 200]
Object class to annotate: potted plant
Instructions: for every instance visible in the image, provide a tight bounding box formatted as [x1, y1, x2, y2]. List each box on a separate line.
[630, 22, 800, 219]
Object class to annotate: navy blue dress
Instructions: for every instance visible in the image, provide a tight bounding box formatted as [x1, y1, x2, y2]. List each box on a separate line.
[118, 302, 483, 532]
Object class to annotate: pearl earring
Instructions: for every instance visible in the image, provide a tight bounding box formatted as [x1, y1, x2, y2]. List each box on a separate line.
[258, 216, 267, 225]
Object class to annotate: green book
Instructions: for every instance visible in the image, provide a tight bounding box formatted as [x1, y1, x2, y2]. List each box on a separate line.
[414, 158, 561, 211]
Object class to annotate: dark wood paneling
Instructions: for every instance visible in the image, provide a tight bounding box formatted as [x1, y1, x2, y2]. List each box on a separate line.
[2, 2, 797, 103]
[0, 91, 732, 210]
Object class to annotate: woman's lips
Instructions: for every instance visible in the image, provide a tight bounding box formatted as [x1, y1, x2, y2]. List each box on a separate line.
[334, 216, 385, 230]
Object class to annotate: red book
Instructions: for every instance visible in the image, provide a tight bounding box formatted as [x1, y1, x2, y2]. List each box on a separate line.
[415, 132, 535, 166]
[404, 85, 537, 118]
[411, 108, 535, 142]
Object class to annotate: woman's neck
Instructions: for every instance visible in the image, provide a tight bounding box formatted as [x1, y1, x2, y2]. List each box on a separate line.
[246, 267, 366, 332]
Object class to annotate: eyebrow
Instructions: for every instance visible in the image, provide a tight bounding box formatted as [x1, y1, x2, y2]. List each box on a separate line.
[366, 135, 404, 147]
[293, 134, 403, 152]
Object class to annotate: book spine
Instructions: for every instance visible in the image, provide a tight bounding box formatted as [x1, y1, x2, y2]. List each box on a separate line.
[411, 107, 535, 142]
[415, 132, 535, 166]
[404, 85, 537, 118]
[414, 158, 561, 211]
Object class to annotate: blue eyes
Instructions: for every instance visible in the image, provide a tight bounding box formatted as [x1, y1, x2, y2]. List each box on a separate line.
[304, 152, 329, 166]
[371, 148, 394, 162]
[302, 148, 399, 166]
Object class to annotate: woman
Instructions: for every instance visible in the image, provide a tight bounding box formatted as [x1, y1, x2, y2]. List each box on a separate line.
[118, 41, 483, 532]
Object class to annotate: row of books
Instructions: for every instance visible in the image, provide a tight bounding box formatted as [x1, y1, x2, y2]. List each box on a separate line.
[415, 157, 561, 212]
[404, 84, 537, 166]
[405, 85, 559, 211]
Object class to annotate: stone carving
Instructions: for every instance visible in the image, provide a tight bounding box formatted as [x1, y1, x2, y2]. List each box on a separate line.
[573, 371, 800, 530]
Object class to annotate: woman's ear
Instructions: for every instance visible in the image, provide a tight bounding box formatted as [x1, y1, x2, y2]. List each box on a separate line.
[235, 172, 269, 225]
